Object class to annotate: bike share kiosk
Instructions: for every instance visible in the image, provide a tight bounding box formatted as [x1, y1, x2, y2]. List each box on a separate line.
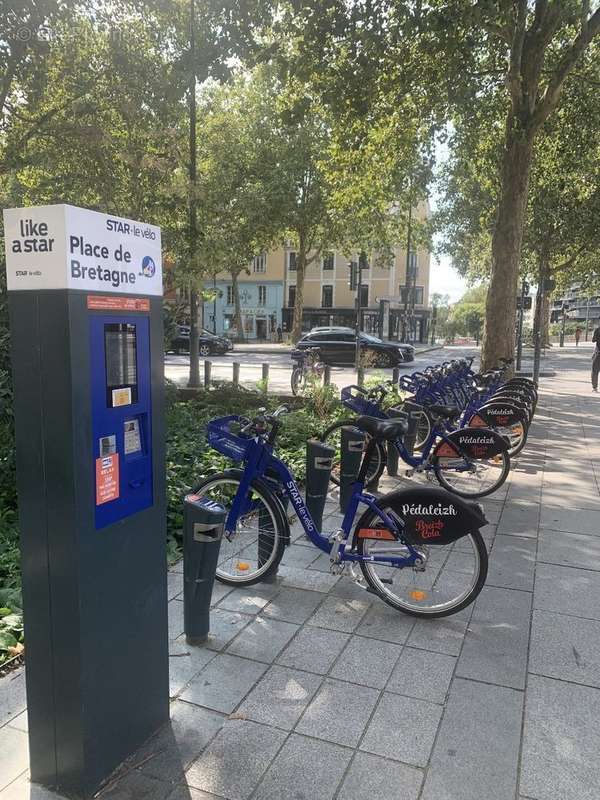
[3, 204, 168, 796]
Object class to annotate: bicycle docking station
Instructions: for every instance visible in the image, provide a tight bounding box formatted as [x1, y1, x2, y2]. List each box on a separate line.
[305, 439, 335, 531]
[183, 495, 225, 645]
[386, 406, 419, 476]
[4, 204, 168, 797]
[339, 426, 366, 512]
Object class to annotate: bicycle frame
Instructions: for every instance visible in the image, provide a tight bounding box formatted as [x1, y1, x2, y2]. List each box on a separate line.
[226, 436, 421, 568]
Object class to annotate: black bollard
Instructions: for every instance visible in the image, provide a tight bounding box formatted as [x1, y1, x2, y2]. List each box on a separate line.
[183, 494, 226, 645]
[305, 439, 335, 532]
[385, 408, 408, 476]
[399, 401, 421, 455]
[339, 426, 365, 513]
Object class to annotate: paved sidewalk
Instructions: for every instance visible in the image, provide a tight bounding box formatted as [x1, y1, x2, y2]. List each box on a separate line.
[1, 348, 599, 800]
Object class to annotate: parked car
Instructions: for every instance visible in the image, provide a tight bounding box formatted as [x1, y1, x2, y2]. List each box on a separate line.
[296, 327, 414, 366]
[167, 325, 233, 356]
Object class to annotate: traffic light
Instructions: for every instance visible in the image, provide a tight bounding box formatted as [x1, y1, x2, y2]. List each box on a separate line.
[347, 261, 358, 290]
[522, 281, 530, 296]
[358, 252, 369, 271]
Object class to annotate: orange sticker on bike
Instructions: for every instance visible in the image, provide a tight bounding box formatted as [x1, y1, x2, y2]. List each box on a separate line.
[470, 414, 487, 428]
[436, 442, 459, 458]
[357, 528, 396, 540]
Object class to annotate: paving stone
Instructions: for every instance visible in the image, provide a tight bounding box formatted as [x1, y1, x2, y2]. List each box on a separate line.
[136, 700, 224, 783]
[355, 603, 415, 645]
[98, 771, 173, 800]
[457, 585, 531, 689]
[185, 719, 286, 800]
[538, 529, 600, 571]
[362, 692, 441, 768]
[204, 608, 253, 651]
[217, 584, 280, 615]
[280, 544, 320, 569]
[0, 669, 27, 727]
[226, 616, 299, 663]
[307, 595, 369, 633]
[295, 678, 379, 748]
[0, 726, 29, 791]
[208, 581, 233, 607]
[168, 787, 223, 800]
[180, 653, 267, 713]
[279, 565, 340, 593]
[237, 666, 320, 730]
[276, 626, 349, 674]
[520, 675, 600, 800]
[534, 562, 600, 620]
[168, 599, 185, 640]
[167, 570, 183, 600]
[386, 647, 456, 704]
[7, 711, 28, 733]
[0, 777, 69, 800]
[306, 551, 331, 572]
[329, 635, 402, 689]
[421, 678, 523, 800]
[261, 587, 324, 624]
[329, 578, 373, 603]
[253, 734, 351, 800]
[168, 638, 216, 698]
[529, 609, 600, 688]
[487, 535, 536, 591]
[539, 506, 599, 536]
[336, 751, 423, 800]
[407, 608, 471, 656]
[497, 500, 539, 538]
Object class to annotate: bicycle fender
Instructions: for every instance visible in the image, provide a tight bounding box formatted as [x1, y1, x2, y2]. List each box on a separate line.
[354, 486, 487, 547]
[469, 403, 528, 429]
[220, 468, 291, 547]
[433, 427, 509, 460]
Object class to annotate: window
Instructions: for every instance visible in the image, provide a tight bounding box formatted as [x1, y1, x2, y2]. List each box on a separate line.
[359, 285, 369, 307]
[226, 285, 234, 305]
[252, 253, 267, 273]
[288, 251, 297, 271]
[322, 285, 333, 308]
[406, 251, 418, 280]
[258, 285, 267, 306]
[323, 252, 334, 270]
[399, 286, 424, 305]
[288, 285, 296, 307]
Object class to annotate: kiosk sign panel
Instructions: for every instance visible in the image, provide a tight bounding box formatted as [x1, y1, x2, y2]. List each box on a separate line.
[3, 203, 162, 294]
[3, 204, 168, 797]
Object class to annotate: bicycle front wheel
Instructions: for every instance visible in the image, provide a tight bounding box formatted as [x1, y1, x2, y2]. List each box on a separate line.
[434, 451, 510, 498]
[192, 472, 286, 585]
[356, 503, 487, 618]
[320, 419, 385, 488]
[291, 366, 305, 396]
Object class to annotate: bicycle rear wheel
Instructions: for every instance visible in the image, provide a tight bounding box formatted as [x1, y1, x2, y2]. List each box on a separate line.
[192, 471, 286, 585]
[356, 502, 487, 618]
[291, 366, 305, 396]
[434, 451, 510, 498]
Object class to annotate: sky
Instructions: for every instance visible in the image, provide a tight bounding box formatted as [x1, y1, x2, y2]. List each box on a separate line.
[429, 251, 468, 302]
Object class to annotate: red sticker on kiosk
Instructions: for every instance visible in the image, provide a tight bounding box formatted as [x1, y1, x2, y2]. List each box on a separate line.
[96, 454, 119, 505]
[87, 295, 150, 312]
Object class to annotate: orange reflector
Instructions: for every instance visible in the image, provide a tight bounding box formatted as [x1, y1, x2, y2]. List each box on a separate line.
[409, 590, 428, 602]
[236, 562, 250, 571]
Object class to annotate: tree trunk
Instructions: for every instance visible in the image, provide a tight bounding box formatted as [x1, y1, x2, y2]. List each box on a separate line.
[231, 271, 245, 342]
[481, 121, 535, 371]
[541, 292, 551, 347]
[532, 258, 548, 385]
[291, 234, 308, 342]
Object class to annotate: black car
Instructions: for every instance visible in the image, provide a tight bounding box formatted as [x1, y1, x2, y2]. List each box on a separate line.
[296, 327, 414, 367]
[168, 325, 233, 356]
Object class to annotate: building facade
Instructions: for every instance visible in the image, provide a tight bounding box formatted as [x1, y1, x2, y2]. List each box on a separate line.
[196, 203, 432, 341]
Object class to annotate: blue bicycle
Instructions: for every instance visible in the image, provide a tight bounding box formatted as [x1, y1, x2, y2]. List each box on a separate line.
[194, 406, 489, 618]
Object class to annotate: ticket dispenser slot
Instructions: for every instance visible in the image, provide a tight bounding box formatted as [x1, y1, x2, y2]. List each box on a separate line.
[90, 315, 153, 529]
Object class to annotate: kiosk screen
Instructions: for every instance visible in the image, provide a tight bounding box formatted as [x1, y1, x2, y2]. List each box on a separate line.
[105, 323, 138, 406]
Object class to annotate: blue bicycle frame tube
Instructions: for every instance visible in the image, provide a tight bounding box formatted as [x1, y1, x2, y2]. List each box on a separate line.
[224, 438, 420, 568]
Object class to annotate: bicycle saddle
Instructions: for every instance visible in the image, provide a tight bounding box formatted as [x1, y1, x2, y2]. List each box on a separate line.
[426, 404, 461, 420]
[355, 416, 408, 441]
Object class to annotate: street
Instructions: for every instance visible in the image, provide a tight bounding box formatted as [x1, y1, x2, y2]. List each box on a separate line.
[165, 345, 482, 393]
